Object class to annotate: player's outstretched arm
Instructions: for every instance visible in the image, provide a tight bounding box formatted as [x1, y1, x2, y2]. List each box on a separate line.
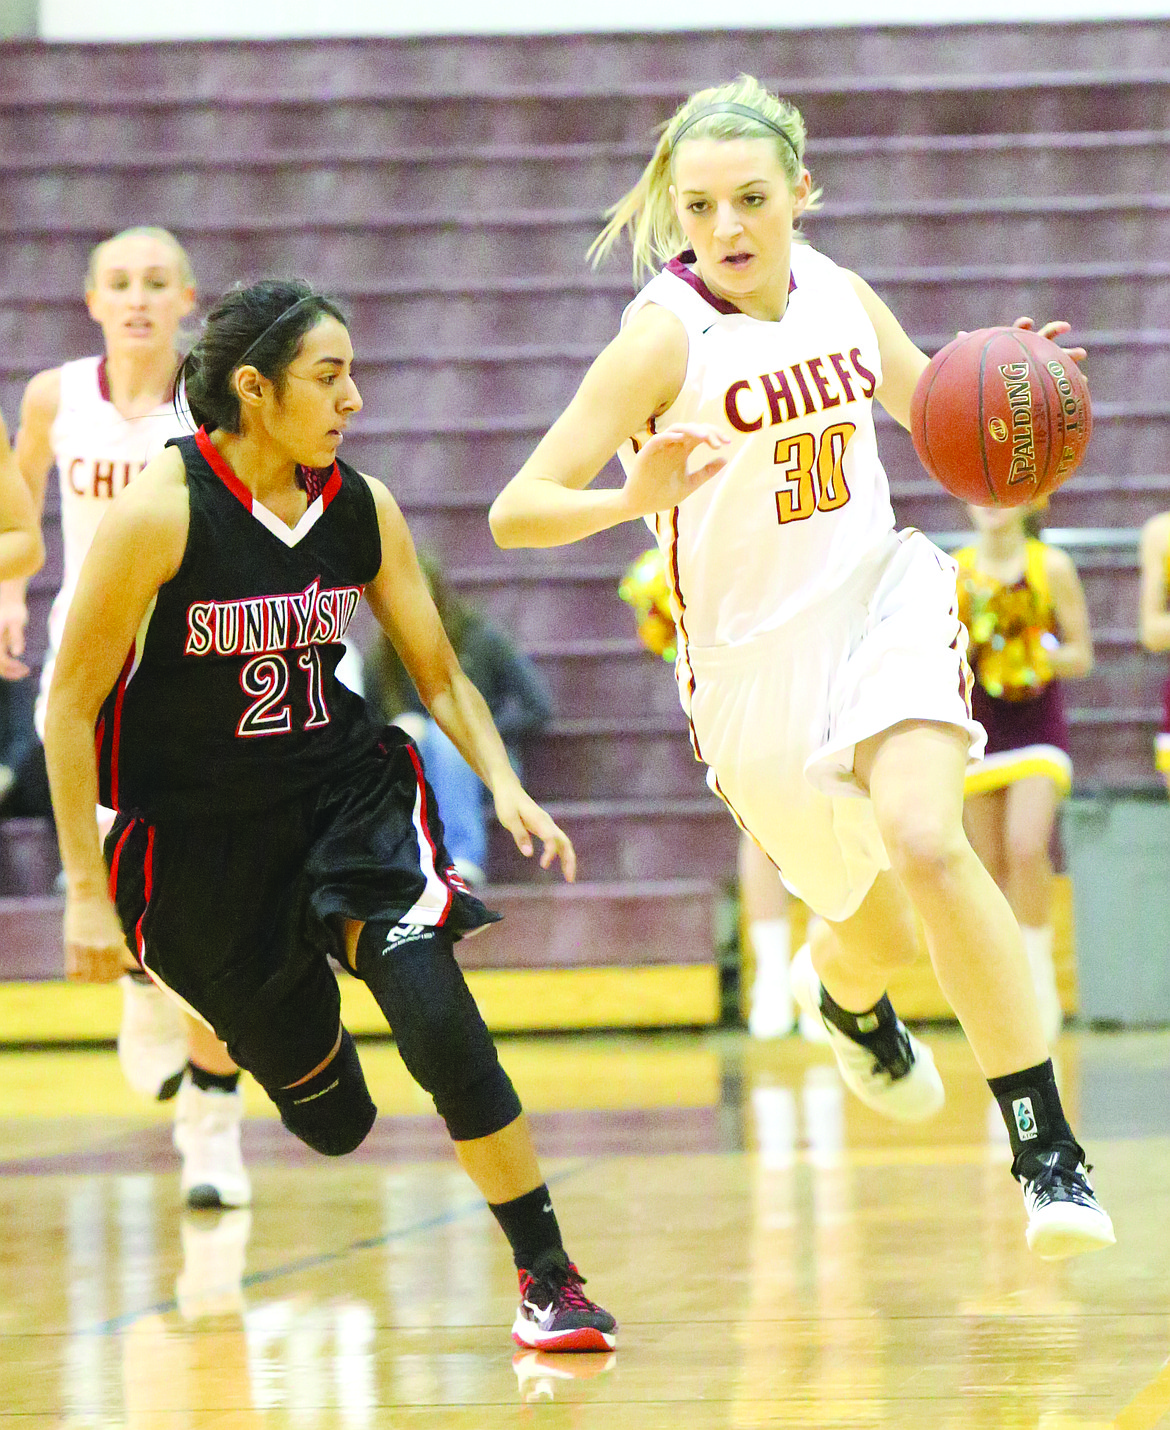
[363, 476, 575, 880]
[44, 449, 189, 980]
[0, 406, 45, 588]
[489, 304, 702, 549]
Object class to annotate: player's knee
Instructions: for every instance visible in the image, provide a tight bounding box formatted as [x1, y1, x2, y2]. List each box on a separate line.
[268, 1028, 376, 1156]
[881, 807, 966, 890]
[434, 1060, 522, 1142]
[354, 919, 522, 1141]
[394, 1005, 522, 1139]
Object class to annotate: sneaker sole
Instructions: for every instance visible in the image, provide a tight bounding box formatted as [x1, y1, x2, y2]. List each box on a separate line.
[511, 1321, 617, 1353]
[790, 946, 944, 1122]
[1027, 1208, 1117, 1261]
[185, 1183, 252, 1211]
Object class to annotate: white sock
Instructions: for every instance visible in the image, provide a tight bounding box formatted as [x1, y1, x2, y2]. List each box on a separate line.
[1021, 924, 1062, 1042]
[748, 918, 794, 1038]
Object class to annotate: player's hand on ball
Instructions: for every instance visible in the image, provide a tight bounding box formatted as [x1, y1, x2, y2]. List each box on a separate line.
[621, 424, 729, 519]
[494, 783, 576, 883]
[1011, 316, 1086, 365]
[64, 891, 134, 982]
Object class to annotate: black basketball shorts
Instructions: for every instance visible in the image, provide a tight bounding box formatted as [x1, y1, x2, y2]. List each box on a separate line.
[105, 726, 499, 1089]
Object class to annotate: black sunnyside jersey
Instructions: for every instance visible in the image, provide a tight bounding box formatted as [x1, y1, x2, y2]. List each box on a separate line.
[96, 430, 383, 820]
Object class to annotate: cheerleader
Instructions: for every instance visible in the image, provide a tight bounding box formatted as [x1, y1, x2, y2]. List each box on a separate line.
[1138, 509, 1170, 789]
[957, 504, 1093, 1040]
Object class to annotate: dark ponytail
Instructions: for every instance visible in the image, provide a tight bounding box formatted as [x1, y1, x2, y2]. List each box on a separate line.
[175, 279, 347, 434]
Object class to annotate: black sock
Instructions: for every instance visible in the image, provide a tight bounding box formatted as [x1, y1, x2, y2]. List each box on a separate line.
[988, 1059, 1079, 1175]
[489, 1183, 564, 1271]
[189, 1062, 241, 1095]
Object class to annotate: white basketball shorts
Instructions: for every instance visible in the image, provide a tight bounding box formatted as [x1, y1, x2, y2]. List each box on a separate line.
[682, 530, 985, 923]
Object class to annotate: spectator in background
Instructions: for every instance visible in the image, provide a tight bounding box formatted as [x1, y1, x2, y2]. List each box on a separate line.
[0, 675, 37, 812]
[1138, 508, 1170, 791]
[956, 503, 1093, 1041]
[364, 550, 553, 887]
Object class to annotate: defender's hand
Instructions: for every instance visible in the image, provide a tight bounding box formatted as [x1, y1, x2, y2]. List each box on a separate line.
[493, 782, 577, 883]
[64, 890, 134, 982]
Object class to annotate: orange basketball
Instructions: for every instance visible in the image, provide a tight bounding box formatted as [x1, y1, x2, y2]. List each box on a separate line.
[909, 326, 1092, 507]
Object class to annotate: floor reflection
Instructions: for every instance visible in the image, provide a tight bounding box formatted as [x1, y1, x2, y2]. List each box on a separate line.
[2, 1030, 1168, 1425]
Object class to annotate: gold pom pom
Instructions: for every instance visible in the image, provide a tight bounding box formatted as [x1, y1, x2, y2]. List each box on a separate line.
[619, 548, 676, 661]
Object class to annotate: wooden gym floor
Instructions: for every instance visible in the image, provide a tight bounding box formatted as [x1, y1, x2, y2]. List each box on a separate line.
[1, 1027, 1168, 1427]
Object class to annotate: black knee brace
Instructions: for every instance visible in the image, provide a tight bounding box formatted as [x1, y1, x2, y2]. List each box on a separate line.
[356, 919, 522, 1141]
[268, 1027, 376, 1156]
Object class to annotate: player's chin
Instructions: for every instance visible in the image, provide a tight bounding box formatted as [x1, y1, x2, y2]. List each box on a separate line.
[306, 434, 342, 466]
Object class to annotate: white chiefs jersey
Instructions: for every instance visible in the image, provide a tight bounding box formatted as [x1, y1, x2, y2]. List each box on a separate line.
[618, 243, 896, 660]
[37, 355, 189, 731]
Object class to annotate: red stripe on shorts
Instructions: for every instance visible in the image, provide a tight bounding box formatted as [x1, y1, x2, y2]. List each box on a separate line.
[133, 825, 156, 969]
[106, 817, 137, 901]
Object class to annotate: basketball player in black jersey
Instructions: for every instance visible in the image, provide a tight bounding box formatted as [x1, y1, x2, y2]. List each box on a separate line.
[43, 280, 615, 1354]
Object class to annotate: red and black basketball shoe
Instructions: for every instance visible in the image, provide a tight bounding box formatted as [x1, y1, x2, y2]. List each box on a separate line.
[512, 1249, 617, 1352]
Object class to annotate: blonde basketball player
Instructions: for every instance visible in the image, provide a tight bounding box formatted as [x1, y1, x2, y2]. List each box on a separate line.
[1138, 509, 1170, 789]
[3, 227, 248, 1208]
[491, 76, 1114, 1258]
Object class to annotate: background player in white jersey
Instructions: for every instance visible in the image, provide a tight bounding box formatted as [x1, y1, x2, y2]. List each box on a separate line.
[2, 227, 249, 1209]
[491, 75, 1114, 1259]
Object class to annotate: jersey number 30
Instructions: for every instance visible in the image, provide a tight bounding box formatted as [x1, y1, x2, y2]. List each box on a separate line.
[237, 648, 331, 738]
[774, 422, 856, 524]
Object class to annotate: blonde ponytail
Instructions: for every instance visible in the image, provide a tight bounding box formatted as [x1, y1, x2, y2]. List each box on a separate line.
[588, 75, 822, 285]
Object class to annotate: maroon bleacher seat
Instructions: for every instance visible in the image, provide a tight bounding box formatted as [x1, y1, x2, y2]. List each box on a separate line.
[1, 22, 1167, 977]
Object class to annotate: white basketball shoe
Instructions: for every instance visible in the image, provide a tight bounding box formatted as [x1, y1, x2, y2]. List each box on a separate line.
[1018, 1146, 1116, 1260]
[117, 974, 188, 1100]
[173, 1074, 252, 1210]
[790, 943, 945, 1122]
